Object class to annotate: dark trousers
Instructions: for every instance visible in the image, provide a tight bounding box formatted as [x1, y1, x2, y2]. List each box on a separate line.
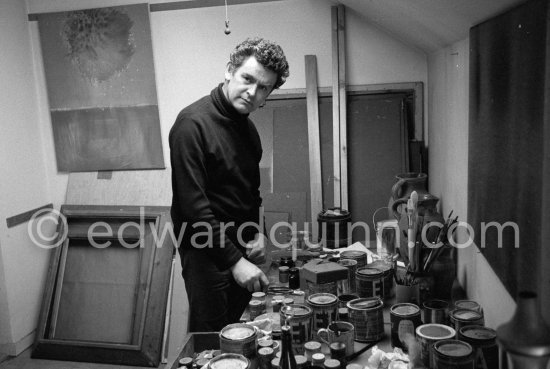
[181, 248, 251, 332]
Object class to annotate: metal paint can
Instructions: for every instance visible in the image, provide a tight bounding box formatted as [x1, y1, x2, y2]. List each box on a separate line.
[355, 267, 384, 298]
[280, 304, 313, 354]
[346, 297, 384, 342]
[208, 353, 250, 369]
[306, 293, 338, 339]
[337, 259, 358, 293]
[433, 339, 475, 369]
[423, 299, 449, 325]
[339, 250, 368, 269]
[416, 323, 456, 368]
[449, 309, 484, 336]
[390, 303, 422, 351]
[219, 323, 258, 360]
[454, 300, 482, 314]
[367, 260, 394, 298]
[458, 325, 498, 369]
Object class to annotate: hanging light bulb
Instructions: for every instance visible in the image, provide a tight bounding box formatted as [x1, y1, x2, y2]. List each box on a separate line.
[224, 0, 231, 35]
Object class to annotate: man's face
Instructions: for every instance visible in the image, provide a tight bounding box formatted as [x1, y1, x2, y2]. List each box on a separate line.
[223, 56, 277, 115]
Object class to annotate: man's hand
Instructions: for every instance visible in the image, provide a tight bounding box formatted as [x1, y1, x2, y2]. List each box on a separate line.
[230, 257, 270, 292]
[245, 233, 267, 265]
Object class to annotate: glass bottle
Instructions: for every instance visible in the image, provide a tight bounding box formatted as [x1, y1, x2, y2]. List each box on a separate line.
[280, 324, 298, 369]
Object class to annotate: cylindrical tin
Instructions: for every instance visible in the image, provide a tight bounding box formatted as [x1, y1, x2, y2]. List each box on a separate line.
[454, 300, 482, 314]
[280, 304, 313, 354]
[306, 293, 338, 339]
[323, 358, 341, 369]
[311, 352, 326, 366]
[423, 299, 449, 325]
[317, 208, 351, 249]
[339, 250, 368, 269]
[433, 339, 475, 369]
[416, 323, 456, 368]
[347, 297, 384, 342]
[295, 354, 308, 369]
[458, 325, 498, 369]
[258, 347, 274, 369]
[219, 323, 258, 360]
[367, 260, 394, 298]
[178, 357, 193, 368]
[248, 299, 263, 321]
[329, 342, 347, 366]
[449, 309, 484, 336]
[337, 259, 358, 294]
[338, 307, 349, 322]
[208, 353, 250, 369]
[279, 266, 290, 283]
[390, 303, 422, 351]
[307, 280, 338, 296]
[355, 267, 384, 298]
[304, 341, 322, 362]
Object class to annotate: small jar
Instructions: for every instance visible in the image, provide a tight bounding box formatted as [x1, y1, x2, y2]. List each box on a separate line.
[304, 341, 322, 362]
[311, 353, 326, 366]
[295, 354, 308, 368]
[178, 357, 193, 368]
[252, 291, 267, 314]
[279, 266, 290, 283]
[329, 342, 347, 367]
[280, 256, 294, 268]
[289, 267, 300, 290]
[324, 358, 341, 369]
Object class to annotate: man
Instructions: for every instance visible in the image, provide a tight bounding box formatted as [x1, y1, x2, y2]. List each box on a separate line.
[169, 38, 290, 332]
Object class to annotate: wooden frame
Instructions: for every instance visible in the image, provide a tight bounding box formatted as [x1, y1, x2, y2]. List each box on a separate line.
[32, 205, 174, 367]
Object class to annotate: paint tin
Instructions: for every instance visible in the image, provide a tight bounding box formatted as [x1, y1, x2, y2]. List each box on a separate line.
[347, 297, 384, 342]
[337, 259, 358, 293]
[449, 309, 484, 335]
[249, 300, 264, 321]
[433, 339, 475, 369]
[339, 250, 368, 269]
[423, 299, 449, 325]
[454, 300, 482, 314]
[367, 260, 394, 298]
[219, 323, 258, 360]
[458, 325, 498, 369]
[390, 303, 422, 351]
[208, 353, 250, 369]
[355, 267, 384, 298]
[416, 323, 456, 368]
[306, 293, 338, 339]
[280, 304, 313, 354]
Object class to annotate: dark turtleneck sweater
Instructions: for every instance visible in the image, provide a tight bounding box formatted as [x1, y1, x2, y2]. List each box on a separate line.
[169, 84, 262, 271]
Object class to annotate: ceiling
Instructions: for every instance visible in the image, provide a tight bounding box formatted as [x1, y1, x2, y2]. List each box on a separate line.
[338, 0, 527, 53]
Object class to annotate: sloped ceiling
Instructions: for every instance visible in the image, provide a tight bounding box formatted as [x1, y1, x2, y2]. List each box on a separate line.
[339, 0, 527, 53]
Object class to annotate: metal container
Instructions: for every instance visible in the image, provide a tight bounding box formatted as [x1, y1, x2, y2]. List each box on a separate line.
[339, 250, 368, 269]
[208, 352, 250, 369]
[449, 309, 484, 336]
[433, 339, 475, 369]
[355, 267, 384, 298]
[306, 293, 338, 339]
[416, 323, 456, 368]
[390, 303, 422, 351]
[347, 297, 384, 342]
[367, 260, 394, 298]
[458, 325, 498, 369]
[280, 304, 313, 354]
[219, 323, 258, 360]
[423, 299, 449, 325]
[337, 259, 358, 294]
[454, 300, 482, 313]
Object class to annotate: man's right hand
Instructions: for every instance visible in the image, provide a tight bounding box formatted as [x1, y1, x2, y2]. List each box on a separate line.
[230, 257, 270, 292]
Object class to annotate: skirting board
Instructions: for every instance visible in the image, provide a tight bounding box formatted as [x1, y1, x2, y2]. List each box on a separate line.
[0, 330, 35, 356]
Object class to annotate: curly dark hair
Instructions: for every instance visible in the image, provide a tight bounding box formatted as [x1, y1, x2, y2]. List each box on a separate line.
[228, 37, 290, 90]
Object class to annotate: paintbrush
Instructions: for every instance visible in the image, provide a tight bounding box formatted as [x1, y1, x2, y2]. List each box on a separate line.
[407, 198, 415, 271]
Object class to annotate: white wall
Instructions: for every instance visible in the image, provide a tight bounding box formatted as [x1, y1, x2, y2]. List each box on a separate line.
[427, 38, 516, 329]
[0, 0, 429, 356]
[0, 0, 57, 356]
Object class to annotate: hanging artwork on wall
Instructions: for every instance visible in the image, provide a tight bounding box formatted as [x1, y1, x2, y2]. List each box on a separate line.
[36, 4, 164, 172]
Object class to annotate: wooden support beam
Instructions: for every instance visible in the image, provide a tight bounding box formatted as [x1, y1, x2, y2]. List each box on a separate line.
[337, 4, 348, 210]
[305, 55, 323, 241]
[331, 6, 341, 209]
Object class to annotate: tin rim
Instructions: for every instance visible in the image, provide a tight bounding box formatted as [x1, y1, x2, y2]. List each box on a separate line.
[220, 323, 256, 340]
[307, 293, 338, 306]
[390, 303, 420, 316]
[458, 325, 496, 341]
[208, 353, 249, 369]
[356, 267, 384, 277]
[449, 309, 483, 322]
[433, 339, 473, 358]
[346, 297, 383, 310]
[416, 323, 456, 340]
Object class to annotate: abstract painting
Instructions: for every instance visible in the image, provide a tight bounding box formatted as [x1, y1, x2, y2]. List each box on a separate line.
[37, 4, 164, 172]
